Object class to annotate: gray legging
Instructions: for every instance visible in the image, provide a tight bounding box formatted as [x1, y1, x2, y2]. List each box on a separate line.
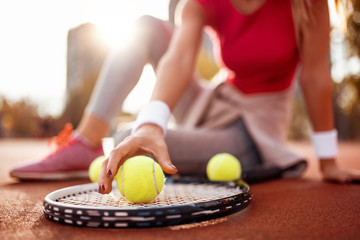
[85, 16, 263, 178]
[114, 119, 262, 177]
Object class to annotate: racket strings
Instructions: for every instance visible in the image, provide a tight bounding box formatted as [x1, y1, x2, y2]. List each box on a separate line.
[56, 183, 245, 208]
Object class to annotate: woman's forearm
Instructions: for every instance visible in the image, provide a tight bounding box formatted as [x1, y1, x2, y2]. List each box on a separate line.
[151, 49, 198, 110]
[300, 67, 334, 132]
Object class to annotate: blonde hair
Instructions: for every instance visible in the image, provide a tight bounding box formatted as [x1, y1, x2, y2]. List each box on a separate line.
[291, 0, 350, 31]
[334, 0, 352, 31]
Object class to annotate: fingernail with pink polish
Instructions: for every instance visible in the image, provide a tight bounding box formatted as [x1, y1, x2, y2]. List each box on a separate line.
[107, 169, 112, 177]
[345, 179, 352, 184]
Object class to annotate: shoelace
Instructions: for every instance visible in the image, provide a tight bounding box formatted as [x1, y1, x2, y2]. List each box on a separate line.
[48, 123, 74, 153]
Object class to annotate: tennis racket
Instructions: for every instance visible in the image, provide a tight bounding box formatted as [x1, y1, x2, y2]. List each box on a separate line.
[43, 177, 252, 228]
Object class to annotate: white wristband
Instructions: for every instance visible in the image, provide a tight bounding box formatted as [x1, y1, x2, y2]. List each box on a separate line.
[132, 100, 171, 135]
[311, 129, 338, 159]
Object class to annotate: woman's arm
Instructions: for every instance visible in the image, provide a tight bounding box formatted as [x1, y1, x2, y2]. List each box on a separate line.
[299, 0, 360, 183]
[98, 0, 206, 193]
[299, 0, 332, 131]
[152, 0, 205, 109]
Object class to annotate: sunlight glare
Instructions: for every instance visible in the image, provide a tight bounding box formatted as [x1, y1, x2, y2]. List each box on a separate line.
[84, 1, 140, 49]
[96, 20, 136, 49]
[83, 0, 161, 114]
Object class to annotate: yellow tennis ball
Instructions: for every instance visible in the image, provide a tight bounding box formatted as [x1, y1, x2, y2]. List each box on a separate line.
[116, 155, 165, 204]
[206, 153, 241, 182]
[88, 155, 106, 183]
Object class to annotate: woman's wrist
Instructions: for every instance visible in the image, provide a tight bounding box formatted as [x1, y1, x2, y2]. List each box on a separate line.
[311, 129, 338, 159]
[132, 100, 171, 135]
[135, 123, 164, 136]
[319, 158, 337, 172]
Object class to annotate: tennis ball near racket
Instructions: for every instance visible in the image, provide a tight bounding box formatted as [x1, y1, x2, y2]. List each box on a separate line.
[206, 153, 241, 182]
[116, 155, 165, 204]
[88, 155, 106, 183]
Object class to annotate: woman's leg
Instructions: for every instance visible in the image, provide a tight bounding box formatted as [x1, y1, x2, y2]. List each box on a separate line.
[166, 120, 262, 176]
[77, 16, 173, 146]
[9, 16, 174, 180]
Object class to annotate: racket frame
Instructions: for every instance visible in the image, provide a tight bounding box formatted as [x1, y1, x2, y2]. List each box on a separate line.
[43, 177, 252, 228]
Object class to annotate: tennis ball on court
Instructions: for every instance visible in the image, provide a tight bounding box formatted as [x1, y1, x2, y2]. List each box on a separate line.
[88, 155, 106, 183]
[206, 153, 241, 182]
[116, 155, 165, 204]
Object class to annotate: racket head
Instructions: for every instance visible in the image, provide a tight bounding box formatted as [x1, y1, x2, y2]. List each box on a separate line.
[43, 177, 252, 228]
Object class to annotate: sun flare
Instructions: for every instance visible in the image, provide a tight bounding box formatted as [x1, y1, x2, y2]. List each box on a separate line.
[84, 1, 140, 49]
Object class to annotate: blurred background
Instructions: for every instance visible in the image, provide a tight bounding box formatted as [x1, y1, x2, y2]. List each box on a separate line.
[0, 0, 359, 140]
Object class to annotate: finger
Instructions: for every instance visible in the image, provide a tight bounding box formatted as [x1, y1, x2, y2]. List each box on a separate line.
[104, 138, 141, 192]
[333, 174, 359, 184]
[348, 169, 360, 183]
[98, 158, 113, 194]
[151, 143, 178, 174]
[106, 141, 135, 176]
[323, 176, 342, 184]
[334, 168, 360, 184]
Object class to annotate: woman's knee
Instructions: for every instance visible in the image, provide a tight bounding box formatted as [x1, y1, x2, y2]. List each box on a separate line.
[134, 15, 172, 42]
[133, 15, 173, 64]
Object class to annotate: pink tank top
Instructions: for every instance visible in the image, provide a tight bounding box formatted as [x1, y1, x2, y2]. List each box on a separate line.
[195, 0, 300, 94]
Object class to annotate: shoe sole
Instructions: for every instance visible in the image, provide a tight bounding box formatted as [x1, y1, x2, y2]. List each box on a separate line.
[9, 170, 89, 181]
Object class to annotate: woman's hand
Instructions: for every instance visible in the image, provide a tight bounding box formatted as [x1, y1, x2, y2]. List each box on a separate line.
[320, 158, 360, 184]
[98, 124, 178, 194]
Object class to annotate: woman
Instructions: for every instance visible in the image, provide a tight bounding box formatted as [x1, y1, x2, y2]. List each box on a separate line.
[97, 0, 360, 194]
[11, 0, 359, 186]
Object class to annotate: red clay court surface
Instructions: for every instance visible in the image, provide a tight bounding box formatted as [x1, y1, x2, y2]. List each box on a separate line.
[0, 139, 359, 240]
